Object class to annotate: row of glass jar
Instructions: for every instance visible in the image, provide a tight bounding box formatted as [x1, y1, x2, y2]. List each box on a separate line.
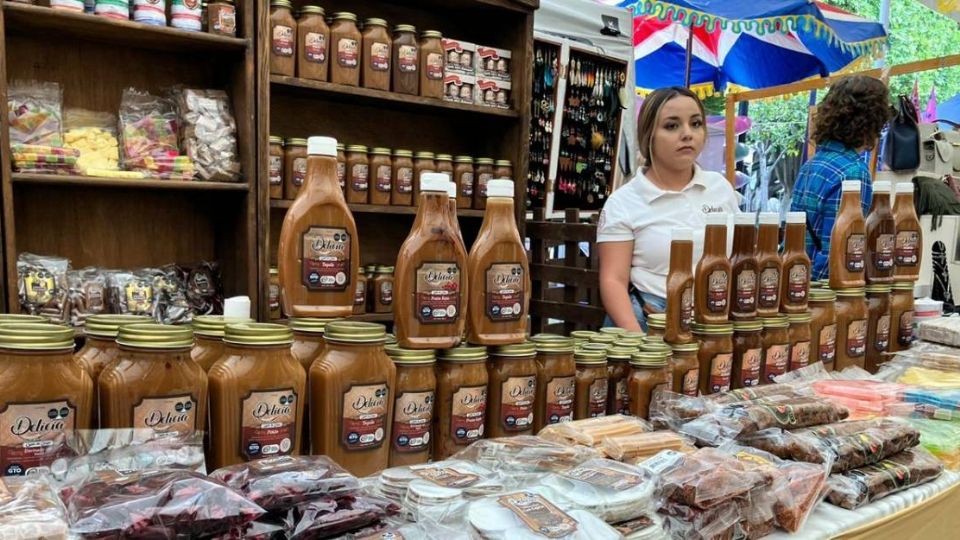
[271, 136, 512, 209]
[270, 264, 397, 320]
[269, 3, 445, 98]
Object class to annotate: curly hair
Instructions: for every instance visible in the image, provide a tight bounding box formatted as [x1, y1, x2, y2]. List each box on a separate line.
[813, 75, 892, 149]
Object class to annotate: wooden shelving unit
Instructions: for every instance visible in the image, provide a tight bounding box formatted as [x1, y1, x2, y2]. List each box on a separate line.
[0, 2, 258, 312]
[257, 0, 536, 320]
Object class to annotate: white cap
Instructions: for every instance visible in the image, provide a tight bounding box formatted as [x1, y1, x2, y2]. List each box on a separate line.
[734, 213, 756, 226]
[786, 211, 806, 224]
[307, 136, 337, 156]
[759, 212, 779, 225]
[873, 181, 892, 193]
[705, 212, 727, 226]
[486, 179, 514, 198]
[895, 182, 914, 194]
[842, 180, 861, 192]
[672, 227, 693, 242]
[446, 182, 457, 199]
[223, 296, 251, 319]
[420, 172, 451, 192]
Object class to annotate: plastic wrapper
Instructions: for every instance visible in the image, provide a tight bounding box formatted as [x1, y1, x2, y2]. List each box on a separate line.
[917, 316, 960, 347]
[541, 458, 656, 523]
[706, 384, 809, 405]
[285, 493, 401, 540]
[538, 415, 651, 448]
[8, 80, 63, 147]
[169, 260, 224, 315]
[0, 477, 69, 540]
[66, 267, 108, 327]
[735, 487, 777, 539]
[810, 379, 907, 419]
[153, 264, 192, 324]
[61, 469, 265, 537]
[910, 418, 960, 470]
[466, 490, 621, 539]
[11, 143, 80, 174]
[17, 252, 70, 324]
[174, 88, 241, 182]
[339, 522, 472, 540]
[118, 88, 185, 177]
[599, 431, 692, 462]
[63, 108, 120, 174]
[652, 448, 769, 510]
[107, 268, 161, 316]
[825, 448, 944, 509]
[211, 456, 361, 512]
[450, 436, 601, 479]
[610, 513, 668, 540]
[659, 500, 739, 540]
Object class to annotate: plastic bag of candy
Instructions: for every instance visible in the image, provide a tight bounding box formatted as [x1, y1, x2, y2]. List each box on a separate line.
[64, 108, 121, 174]
[8, 80, 63, 146]
[67, 267, 109, 327]
[17, 252, 70, 324]
[118, 88, 182, 176]
[0, 476, 70, 539]
[285, 493, 401, 539]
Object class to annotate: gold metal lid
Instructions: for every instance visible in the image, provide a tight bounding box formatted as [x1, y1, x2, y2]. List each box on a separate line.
[289, 317, 335, 335]
[364, 17, 387, 27]
[641, 335, 665, 345]
[192, 315, 252, 338]
[365, 264, 377, 273]
[787, 312, 812, 324]
[375, 265, 395, 273]
[269, 136, 284, 145]
[809, 288, 837, 301]
[639, 341, 672, 354]
[385, 333, 398, 344]
[835, 287, 866, 297]
[421, 30, 443, 39]
[646, 313, 666, 328]
[606, 345, 638, 360]
[285, 137, 307, 146]
[490, 341, 537, 357]
[568, 331, 598, 341]
[337, 143, 345, 151]
[616, 337, 644, 347]
[385, 345, 436, 364]
[0, 314, 47, 324]
[346, 144, 369, 153]
[224, 322, 294, 346]
[371, 147, 391, 156]
[761, 316, 790, 329]
[598, 327, 627, 336]
[435, 154, 453, 162]
[438, 345, 488, 362]
[575, 348, 607, 364]
[323, 321, 387, 344]
[589, 334, 617, 344]
[623, 331, 645, 339]
[85, 314, 153, 338]
[892, 281, 915, 291]
[631, 350, 668, 368]
[475, 157, 495, 165]
[0, 323, 74, 351]
[579, 342, 612, 352]
[271, 0, 293, 8]
[733, 320, 764, 332]
[865, 284, 893, 294]
[300, 5, 324, 16]
[414, 151, 436, 159]
[495, 159, 513, 167]
[530, 334, 575, 353]
[117, 323, 194, 350]
[692, 322, 734, 335]
[394, 149, 413, 157]
[269, 267, 278, 275]
[394, 24, 417, 33]
[671, 342, 700, 353]
[333, 12, 358, 22]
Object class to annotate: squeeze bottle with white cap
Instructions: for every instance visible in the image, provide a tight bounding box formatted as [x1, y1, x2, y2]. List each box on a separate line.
[828, 180, 866, 289]
[865, 181, 896, 284]
[694, 212, 731, 324]
[780, 212, 811, 313]
[729, 213, 759, 321]
[756, 213, 783, 318]
[893, 182, 922, 281]
[665, 227, 695, 345]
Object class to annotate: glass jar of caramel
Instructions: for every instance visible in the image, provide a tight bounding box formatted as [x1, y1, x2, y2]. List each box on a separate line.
[361, 18, 390, 91]
[473, 158, 495, 210]
[628, 350, 672, 420]
[336, 143, 347, 192]
[269, 0, 296, 77]
[531, 334, 576, 432]
[269, 268, 282, 320]
[732, 320, 763, 389]
[487, 342, 538, 437]
[575, 348, 609, 419]
[435, 153, 454, 179]
[386, 346, 436, 467]
[569, 330, 597, 348]
[419, 30, 444, 98]
[76, 314, 152, 384]
[865, 284, 891, 373]
[434, 345, 488, 460]
[760, 316, 790, 384]
[890, 281, 915, 353]
[646, 313, 665, 337]
[372, 265, 394, 313]
[834, 288, 868, 371]
[330, 12, 361, 86]
[606, 344, 636, 415]
[494, 159, 513, 182]
[787, 312, 812, 372]
[392, 24, 419, 95]
[345, 145, 369, 204]
[670, 342, 700, 396]
[284, 137, 307, 199]
[412, 151, 436, 205]
[369, 148, 393, 205]
[269, 136, 284, 199]
[809, 288, 837, 371]
[453, 156, 474, 209]
[297, 5, 329, 81]
[290, 317, 330, 454]
[192, 315, 251, 372]
[353, 269, 368, 315]
[392, 149, 415, 206]
[692, 323, 734, 395]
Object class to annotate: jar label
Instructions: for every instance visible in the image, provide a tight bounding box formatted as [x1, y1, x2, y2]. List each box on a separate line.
[895, 231, 920, 266]
[292, 157, 307, 187]
[478, 173, 493, 197]
[214, 7, 235, 34]
[461, 172, 474, 197]
[354, 280, 366, 306]
[427, 52, 444, 80]
[0, 400, 75, 476]
[301, 226, 351, 291]
[371, 42, 390, 71]
[709, 353, 733, 393]
[500, 376, 536, 431]
[350, 163, 369, 192]
[485, 263, 525, 322]
[338, 38, 359, 67]
[735, 269, 757, 313]
[846, 319, 867, 357]
[787, 264, 808, 303]
[758, 267, 780, 308]
[681, 369, 699, 397]
[305, 32, 327, 63]
[379, 280, 393, 305]
[763, 344, 788, 383]
[789, 341, 810, 371]
[241, 389, 297, 460]
[545, 376, 575, 425]
[269, 155, 282, 185]
[337, 162, 346, 188]
[398, 45, 418, 72]
[415, 262, 461, 324]
[588, 378, 608, 417]
[124, 279, 153, 314]
[341, 383, 388, 451]
[706, 269, 728, 313]
[272, 25, 294, 57]
[680, 286, 694, 331]
[375, 165, 392, 192]
[413, 465, 479, 488]
[450, 385, 486, 444]
[132, 394, 197, 442]
[846, 234, 865, 272]
[615, 379, 630, 415]
[392, 390, 433, 453]
[899, 311, 914, 346]
[561, 464, 643, 491]
[397, 167, 413, 193]
[819, 323, 837, 365]
[875, 233, 895, 270]
[876, 314, 891, 351]
[268, 283, 280, 310]
[738, 348, 761, 387]
[496, 492, 579, 538]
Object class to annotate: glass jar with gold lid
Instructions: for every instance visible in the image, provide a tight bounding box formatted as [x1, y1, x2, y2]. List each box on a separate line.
[386, 346, 436, 467]
[809, 288, 837, 371]
[692, 323, 734, 395]
[487, 342, 538, 437]
[670, 341, 700, 396]
[588, 333, 617, 346]
[787, 311, 812, 372]
[569, 330, 596, 348]
[865, 284, 891, 373]
[834, 288, 868, 371]
[628, 350, 672, 420]
[646, 313, 666, 337]
[732, 320, 763, 389]
[890, 281, 915, 353]
[76, 314, 152, 380]
[606, 344, 637, 415]
[598, 327, 627, 337]
[0, 314, 45, 323]
[191, 315, 251, 372]
[434, 345, 488, 460]
[760, 316, 790, 384]
[289, 317, 332, 455]
[575, 348, 608, 419]
[530, 334, 576, 432]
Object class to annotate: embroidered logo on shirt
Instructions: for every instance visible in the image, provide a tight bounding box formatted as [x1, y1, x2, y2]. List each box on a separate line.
[702, 205, 725, 214]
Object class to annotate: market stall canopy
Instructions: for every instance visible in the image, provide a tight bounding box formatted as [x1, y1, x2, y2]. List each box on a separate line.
[616, 0, 887, 94]
[919, 0, 960, 22]
[938, 93, 960, 128]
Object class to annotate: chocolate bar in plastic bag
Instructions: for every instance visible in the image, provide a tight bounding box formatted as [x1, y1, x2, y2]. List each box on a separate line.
[825, 448, 943, 509]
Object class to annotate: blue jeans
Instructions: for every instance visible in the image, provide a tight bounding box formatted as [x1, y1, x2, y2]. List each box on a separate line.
[602, 290, 667, 332]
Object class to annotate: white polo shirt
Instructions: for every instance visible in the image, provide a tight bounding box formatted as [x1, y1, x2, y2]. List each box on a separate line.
[597, 166, 741, 298]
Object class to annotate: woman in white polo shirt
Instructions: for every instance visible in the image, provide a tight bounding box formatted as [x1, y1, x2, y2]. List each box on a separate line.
[597, 87, 740, 332]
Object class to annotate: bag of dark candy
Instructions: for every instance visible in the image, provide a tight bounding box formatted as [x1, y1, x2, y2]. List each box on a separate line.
[169, 261, 224, 315]
[285, 493, 401, 540]
[210, 456, 361, 512]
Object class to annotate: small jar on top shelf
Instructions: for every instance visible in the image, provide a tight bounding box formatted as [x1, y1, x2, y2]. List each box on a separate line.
[269, 0, 296, 77]
[362, 18, 391, 91]
[419, 30, 445, 99]
[392, 24, 419, 95]
[330, 12, 361, 86]
[297, 5, 329, 81]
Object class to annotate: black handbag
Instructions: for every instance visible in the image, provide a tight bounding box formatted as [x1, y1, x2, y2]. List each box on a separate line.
[883, 95, 921, 171]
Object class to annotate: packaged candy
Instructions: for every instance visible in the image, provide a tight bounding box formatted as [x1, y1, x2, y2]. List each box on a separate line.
[17, 252, 70, 324]
[118, 88, 183, 177]
[653, 448, 768, 510]
[599, 431, 692, 462]
[211, 456, 361, 512]
[0, 477, 70, 540]
[133, 0, 166, 25]
[95, 0, 130, 20]
[541, 458, 657, 523]
[451, 436, 600, 480]
[910, 418, 960, 470]
[11, 143, 80, 174]
[175, 260, 225, 315]
[467, 490, 621, 539]
[107, 269, 161, 316]
[7, 80, 63, 147]
[153, 265, 192, 324]
[63, 108, 121, 174]
[537, 415, 651, 448]
[174, 88, 242, 182]
[825, 448, 943, 509]
[67, 267, 109, 327]
[286, 493, 401, 539]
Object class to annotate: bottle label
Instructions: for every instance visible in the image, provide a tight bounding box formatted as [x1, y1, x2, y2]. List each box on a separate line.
[351, 164, 369, 192]
[758, 267, 780, 308]
[427, 52, 444, 80]
[397, 167, 413, 193]
[305, 32, 326, 63]
[496, 492, 578, 538]
[763, 344, 788, 383]
[268, 283, 280, 311]
[706, 269, 728, 313]
[269, 156, 282, 186]
[899, 311, 914, 346]
[876, 314, 891, 351]
[545, 376, 575, 425]
[415, 262, 461, 324]
[341, 383, 388, 451]
[450, 385, 486, 444]
[709, 353, 733, 393]
[681, 369, 699, 397]
[485, 263, 524, 322]
[615, 379, 630, 415]
[337, 38, 359, 67]
[215, 8, 236, 34]
[272, 25, 294, 57]
[301, 226, 351, 291]
[787, 264, 808, 302]
[588, 378, 608, 417]
[392, 390, 433, 453]
[398, 45, 418, 72]
[500, 376, 536, 431]
[337, 162, 346, 188]
[789, 341, 811, 371]
[379, 281, 393, 305]
[819, 323, 837, 365]
[461, 172, 474, 197]
[478, 173, 493, 197]
[0, 400, 75, 476]
[846, 319, 867, 357]
[354, 281, 365, 306]
[132, 394, 197, 441]
[895, 231, 920, 266]
[738, 348, 761, 387]
[735, 269, 757, 312]
[241, 389, 297, 460]
[375, 165, 392, 192]
[846, 234, 865, 272]
[292, 157, 306, 187]
[680, 286, 694, 331]
[370, 42, 390, 71]
[875, 233, 895, 270]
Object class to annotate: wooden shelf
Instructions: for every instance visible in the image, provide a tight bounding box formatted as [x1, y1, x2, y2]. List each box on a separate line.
[271, 76, 520, 119]
[11, 173, 251, 192]
[3, 3, 249, 53]
[270, 199, 484, 217]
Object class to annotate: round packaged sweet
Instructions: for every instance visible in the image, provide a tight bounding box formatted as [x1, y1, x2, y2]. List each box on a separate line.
[541, 458, 656, 523]
[450, 436, 600, 482]
[468, 490, 621, 539]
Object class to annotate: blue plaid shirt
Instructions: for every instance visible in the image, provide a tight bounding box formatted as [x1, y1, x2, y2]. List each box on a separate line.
[790, 140, 873, 280]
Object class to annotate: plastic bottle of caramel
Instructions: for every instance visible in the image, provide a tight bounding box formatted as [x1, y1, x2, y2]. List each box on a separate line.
[893, 182, 922, 282]
[694, 213, 730, 324]
[433, 345, 488, 460]
[531, 334, 576, 432]
[780, 212, 811, 313]
[394, 173, 468, 349]
[664, 227, 694, 345]
[192, 315, 251, 371]
[290, 317, 330, 455]
[486, 342, 538, 436]
[864, 181, 895, 284]
[385, 346, 436, 467]
[310, 321, 396, 476]
[278, 136, 359, 318]
[467, 179, 529, 345]
[756, 213, 782, 318]
[729, 213, 759, 320]
[446, 180, 464, 246]
[574, 348, 609, 419]
[828, 181, 867, 289]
